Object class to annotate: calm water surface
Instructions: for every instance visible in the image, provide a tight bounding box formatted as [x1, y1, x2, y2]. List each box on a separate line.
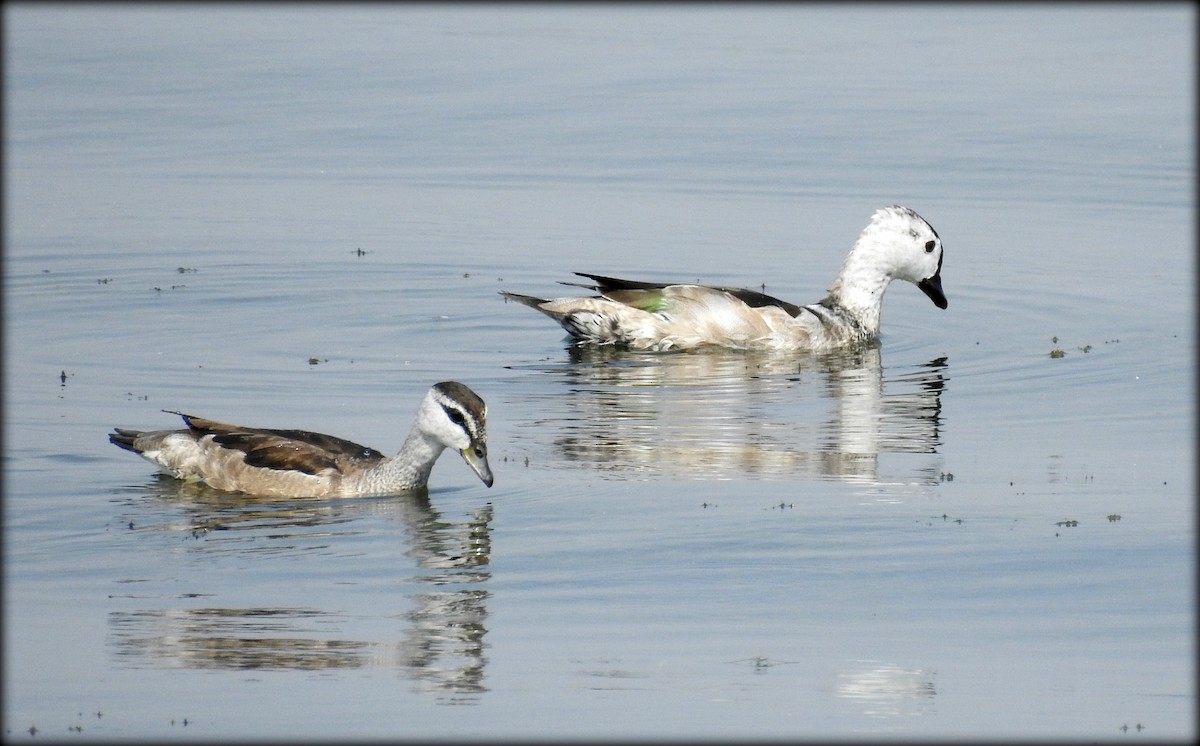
[3, 5, 1194, 741]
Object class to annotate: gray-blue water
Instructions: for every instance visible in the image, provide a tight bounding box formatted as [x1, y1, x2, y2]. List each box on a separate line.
[4, 4, 1194, 740]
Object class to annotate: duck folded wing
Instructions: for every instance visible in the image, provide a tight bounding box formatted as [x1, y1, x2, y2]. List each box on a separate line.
[567, 272, 670, 292]
[209, 432, 342, 474]
[173, 413, 385, 475]
[611, 285, 797, 348]
[574, 273, 804, 318]
[211, 431, 386, 475]
[713, 287, 804, 318]
[610, 284, 781, 323]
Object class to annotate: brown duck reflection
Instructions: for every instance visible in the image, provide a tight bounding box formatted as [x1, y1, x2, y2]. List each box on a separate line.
[521, 344, 946, 484]
[108, 479, 493, 700]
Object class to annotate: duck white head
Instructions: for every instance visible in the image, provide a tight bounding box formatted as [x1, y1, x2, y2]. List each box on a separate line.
[413, 381, 493, 488]
[825, 205, 947, 335]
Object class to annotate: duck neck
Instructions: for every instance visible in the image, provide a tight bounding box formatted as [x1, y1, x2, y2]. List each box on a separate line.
[824, 243, 894, 337]
[376, 426, 445, 491]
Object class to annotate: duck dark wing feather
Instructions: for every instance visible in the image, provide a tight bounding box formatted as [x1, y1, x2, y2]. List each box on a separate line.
[170, 412, 385, 475]
[572, 272, 804, 318]
[569, 272, 672, 292]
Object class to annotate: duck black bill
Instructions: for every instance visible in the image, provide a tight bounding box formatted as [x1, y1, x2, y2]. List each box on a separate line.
[918, 273, 948, 309]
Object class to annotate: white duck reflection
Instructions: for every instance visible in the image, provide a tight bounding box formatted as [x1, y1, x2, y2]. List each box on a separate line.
[108, 480, 493, 700]
[835, 661, 937, 719]
[514, 344, 946, 485]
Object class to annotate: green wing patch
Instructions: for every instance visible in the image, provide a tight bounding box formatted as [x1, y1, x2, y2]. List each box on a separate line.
[606, 288, 670, 313]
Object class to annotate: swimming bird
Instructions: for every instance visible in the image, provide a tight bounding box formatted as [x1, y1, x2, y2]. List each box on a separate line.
[500, 205, 947, 352]
[108, 381, 493, 497]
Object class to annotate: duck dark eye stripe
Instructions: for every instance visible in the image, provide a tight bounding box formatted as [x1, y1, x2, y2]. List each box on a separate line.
[440, 402, 481, 438]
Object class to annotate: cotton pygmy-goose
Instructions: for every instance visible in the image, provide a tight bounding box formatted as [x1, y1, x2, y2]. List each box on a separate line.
[109, 381, 493, 497]
[500, 205, 947, 352]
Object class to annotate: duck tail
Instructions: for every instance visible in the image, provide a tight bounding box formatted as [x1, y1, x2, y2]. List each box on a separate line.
[109, 428, 145, 453]
[499, 290, 548, 308]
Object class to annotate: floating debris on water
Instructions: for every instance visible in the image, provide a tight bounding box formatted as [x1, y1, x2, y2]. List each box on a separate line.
[727, 656, 798, 669]
[1047, 336, 1097, 358]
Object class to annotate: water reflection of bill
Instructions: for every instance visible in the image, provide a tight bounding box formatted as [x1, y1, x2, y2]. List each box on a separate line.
[108, 480, 493, 701]
[517, 344, 947, 485]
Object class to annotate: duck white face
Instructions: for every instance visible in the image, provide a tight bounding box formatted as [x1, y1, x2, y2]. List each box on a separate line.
[865, 205, 947, 309]
[425, 381, 493, 487]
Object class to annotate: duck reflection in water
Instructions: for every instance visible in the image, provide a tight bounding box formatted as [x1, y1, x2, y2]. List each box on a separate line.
[836, 661, 937, 719]
[108, 479, 494, 700]
[520, 343, 946, 485]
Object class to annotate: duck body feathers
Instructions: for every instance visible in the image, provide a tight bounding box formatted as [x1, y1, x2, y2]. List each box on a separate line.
[501, 205, 947, 353]
[502, 282, 843, 351]
[109, 381, 493, 498]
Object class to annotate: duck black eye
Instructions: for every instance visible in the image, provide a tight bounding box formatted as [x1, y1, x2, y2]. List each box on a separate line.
[924, 240, 936, 253]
